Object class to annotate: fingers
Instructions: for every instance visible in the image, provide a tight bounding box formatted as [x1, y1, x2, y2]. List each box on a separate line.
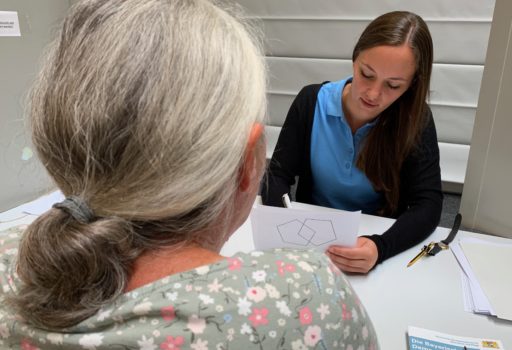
[329, 238, 378, 260]
[328, 245, 365, 259]
[327, 252, 372, 274]
[326, 238, 379, 274]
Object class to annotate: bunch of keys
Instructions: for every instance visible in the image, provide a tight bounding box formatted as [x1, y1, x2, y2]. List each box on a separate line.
[406, 213, 461, 268]
[407, 241, 449, 267]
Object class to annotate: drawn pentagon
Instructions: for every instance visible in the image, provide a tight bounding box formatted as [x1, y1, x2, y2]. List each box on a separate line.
[303, 219, 336, 246]
[277, 220, 312, 246]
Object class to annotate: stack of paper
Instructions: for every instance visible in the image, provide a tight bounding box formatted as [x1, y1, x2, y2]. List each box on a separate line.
[451, 237, 512, 321]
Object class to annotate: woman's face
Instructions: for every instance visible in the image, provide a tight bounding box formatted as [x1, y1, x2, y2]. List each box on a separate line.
[347, 44, 416, 121]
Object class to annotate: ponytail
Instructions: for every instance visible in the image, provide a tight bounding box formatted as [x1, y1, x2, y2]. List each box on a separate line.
[10, 208, 140, 329]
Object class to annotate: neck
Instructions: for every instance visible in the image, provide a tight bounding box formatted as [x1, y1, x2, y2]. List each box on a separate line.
[125, 243, 224, 292]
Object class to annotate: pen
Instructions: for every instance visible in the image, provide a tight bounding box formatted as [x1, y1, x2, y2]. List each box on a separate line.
[281, 193, 292, 208]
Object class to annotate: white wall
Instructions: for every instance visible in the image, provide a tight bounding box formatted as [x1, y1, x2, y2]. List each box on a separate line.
[0, 1, 500, 213]
[0, 0, 70, 212]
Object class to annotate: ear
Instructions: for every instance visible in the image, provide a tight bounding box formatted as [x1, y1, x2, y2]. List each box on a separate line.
[239, 123, 264, 192]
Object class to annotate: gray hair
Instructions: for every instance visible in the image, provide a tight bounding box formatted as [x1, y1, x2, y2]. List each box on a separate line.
[10, 0, 267, 329]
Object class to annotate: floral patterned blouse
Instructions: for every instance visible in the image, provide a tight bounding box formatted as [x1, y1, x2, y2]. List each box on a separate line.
[0, 226, 379, 349]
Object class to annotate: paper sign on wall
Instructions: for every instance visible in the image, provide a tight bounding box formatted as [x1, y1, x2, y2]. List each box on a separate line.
[0, 11, 21, 37]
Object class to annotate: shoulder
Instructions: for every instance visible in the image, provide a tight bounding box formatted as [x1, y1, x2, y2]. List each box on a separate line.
[0, 225, 24, 256]
[235, 248, 356, 300]
[422, 105, 437, 138]
[235, 249, 345, 285]
[298, 83, 325, 97]
[0, 226, 24, 298]
[285, 82, 333, 127]
[237, 248, 331, 266]
[293, 82, 331, 105]
[411, 104, 439, 157]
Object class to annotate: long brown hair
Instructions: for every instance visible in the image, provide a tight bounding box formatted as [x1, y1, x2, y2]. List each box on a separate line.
[354, 11, 433, 215]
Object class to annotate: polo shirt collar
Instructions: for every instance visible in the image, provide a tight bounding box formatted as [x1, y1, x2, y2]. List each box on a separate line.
[326, 77, 352, 118]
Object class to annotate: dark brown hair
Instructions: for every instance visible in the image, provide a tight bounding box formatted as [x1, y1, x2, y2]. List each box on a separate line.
[353, 11, 433, 215]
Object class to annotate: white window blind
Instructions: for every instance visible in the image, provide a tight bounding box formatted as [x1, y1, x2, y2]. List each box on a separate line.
[235, 0, 495, 193]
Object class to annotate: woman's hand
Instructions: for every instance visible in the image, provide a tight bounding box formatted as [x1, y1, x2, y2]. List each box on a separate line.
[327, 237, 378, 274]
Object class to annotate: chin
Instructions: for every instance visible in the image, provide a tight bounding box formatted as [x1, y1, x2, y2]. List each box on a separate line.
[359, 108, 380, 121]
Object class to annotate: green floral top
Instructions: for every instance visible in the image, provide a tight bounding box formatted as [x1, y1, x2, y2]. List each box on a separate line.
[0, 226, 379, 349]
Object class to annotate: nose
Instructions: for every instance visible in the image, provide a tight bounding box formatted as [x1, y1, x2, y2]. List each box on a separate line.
[366, 83, 381, 102]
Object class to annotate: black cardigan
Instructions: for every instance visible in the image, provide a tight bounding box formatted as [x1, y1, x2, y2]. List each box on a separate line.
[261, 83, 443, 265]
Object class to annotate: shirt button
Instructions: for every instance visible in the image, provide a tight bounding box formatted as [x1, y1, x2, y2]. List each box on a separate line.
[345, 162, 350, 169]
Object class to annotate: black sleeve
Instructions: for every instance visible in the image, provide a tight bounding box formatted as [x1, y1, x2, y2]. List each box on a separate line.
[261, 84, 321, 207]
[366, 108, 443, 264]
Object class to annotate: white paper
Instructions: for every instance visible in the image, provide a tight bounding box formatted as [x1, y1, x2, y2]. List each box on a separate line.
[0, 11, 21, 36]
[460, 273, 474, 313]
[19, 190, 64, 215]
[288, 201, 341, 213]
[461, 239, 512, 321]
[250, 204, 360, 251]
[451, 240, 495, 315]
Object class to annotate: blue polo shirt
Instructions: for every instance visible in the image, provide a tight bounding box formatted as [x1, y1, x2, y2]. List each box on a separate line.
[310, 78, 383, 214]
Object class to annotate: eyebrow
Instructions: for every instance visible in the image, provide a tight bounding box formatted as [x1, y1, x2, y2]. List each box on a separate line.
[361, 63, 408, 81]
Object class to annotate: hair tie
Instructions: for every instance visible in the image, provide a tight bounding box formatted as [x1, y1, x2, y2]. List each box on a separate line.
[53, 196, 95, 224]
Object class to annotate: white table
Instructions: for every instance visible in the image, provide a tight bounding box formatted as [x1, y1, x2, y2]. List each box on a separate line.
[222, 212, 512, 350]
[2, 201, 511, 349]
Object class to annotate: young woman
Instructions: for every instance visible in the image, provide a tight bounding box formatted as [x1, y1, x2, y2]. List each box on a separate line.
[0, 0, 378, 348]
[262, 11, 443, 274]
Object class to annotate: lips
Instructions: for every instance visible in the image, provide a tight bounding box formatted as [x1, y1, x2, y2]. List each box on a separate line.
[361, 98, 378, 108]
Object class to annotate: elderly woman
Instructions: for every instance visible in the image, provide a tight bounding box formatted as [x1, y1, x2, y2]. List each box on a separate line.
[0, 0, 378, 349]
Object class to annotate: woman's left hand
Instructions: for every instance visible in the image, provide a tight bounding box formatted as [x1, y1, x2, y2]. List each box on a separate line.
[327, 237, 378, 274]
